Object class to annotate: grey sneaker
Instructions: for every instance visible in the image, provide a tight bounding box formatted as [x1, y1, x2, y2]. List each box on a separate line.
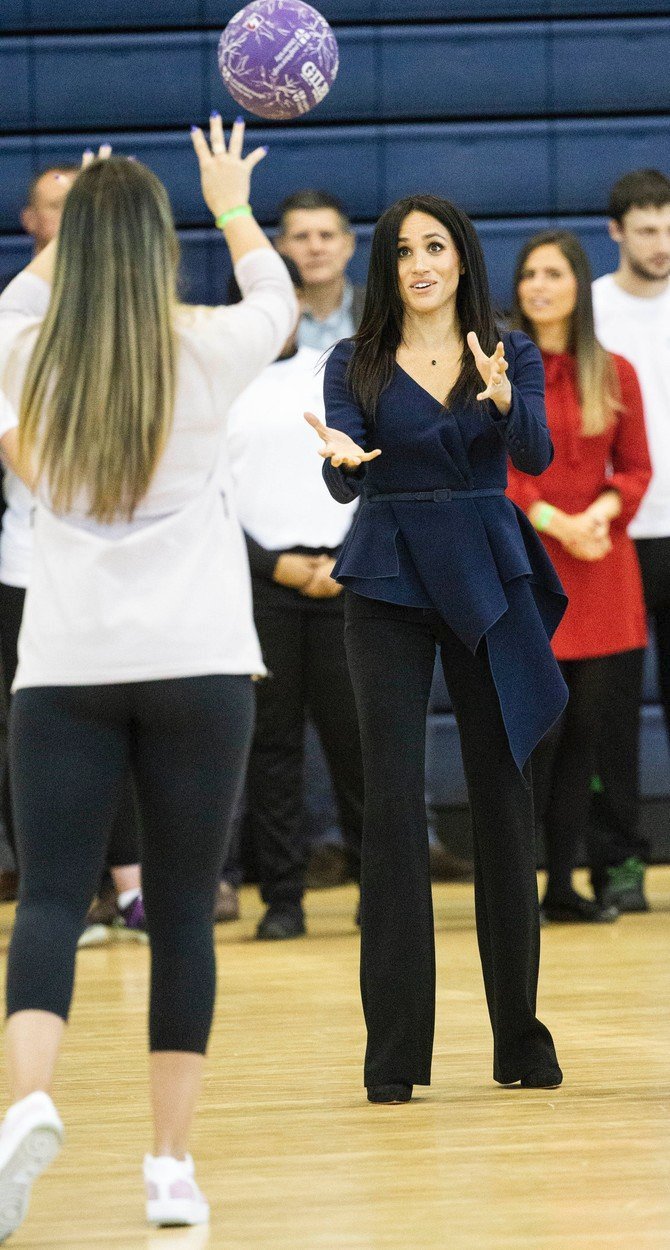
[599, 857, 648, 913]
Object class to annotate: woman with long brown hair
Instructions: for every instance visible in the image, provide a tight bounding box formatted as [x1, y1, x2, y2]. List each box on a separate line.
[306, 194, 568, 1103]
[0, 120, 295, 1239]
[507, 229, 651, 923]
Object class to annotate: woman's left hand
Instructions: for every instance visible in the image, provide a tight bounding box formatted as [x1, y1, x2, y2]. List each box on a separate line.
[467, 333, 512, 416]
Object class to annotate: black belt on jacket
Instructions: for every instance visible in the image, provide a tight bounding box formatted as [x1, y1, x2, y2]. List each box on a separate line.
[366, 487, 505, 503]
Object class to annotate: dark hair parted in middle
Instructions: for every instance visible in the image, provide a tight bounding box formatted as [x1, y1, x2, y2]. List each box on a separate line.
[348, 195, 499, 427]
[511, 229, 621, 437]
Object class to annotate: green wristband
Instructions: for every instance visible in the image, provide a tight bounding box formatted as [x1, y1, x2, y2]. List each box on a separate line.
[533, 503, 556, 533]
[215, 205, 253, 230]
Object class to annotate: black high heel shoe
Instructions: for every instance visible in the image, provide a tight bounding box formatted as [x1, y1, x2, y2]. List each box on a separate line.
[519, 1066, 563, 1089]
[367, 1084, 413, 1104]
[498, 1065, 563, 1090]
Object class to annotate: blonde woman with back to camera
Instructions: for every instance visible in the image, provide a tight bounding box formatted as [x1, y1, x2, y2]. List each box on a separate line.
[0, 117, 296, 1240]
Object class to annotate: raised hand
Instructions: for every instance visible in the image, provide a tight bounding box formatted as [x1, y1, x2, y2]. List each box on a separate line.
[304, 412, 381, 469]
[190, 114, 266, 219]
[81, 143, 112, 170]
[467, 332, 512, 414]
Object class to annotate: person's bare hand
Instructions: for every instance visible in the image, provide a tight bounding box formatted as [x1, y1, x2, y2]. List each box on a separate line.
[466, 333, 512, 413]
[190, 115, 266, 218]
[304, 412, 381, 470]
[560, 519, 612, 561]
[300, 557, 342, 598]
[273, 553, 321, 590]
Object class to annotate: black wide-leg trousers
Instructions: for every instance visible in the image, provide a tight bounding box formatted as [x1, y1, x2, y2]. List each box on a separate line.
[344, 592, 558, 1088]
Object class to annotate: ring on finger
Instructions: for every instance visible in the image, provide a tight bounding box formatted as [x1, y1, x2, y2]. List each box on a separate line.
[212, 143, 225, 155]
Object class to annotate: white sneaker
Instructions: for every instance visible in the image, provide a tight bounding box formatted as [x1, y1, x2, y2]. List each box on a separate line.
[144, 1154, 209, 1227]
[0, 1091, 63, 1243]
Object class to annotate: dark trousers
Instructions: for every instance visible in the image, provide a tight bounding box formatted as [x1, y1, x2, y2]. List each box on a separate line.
[636, 536, 670, 747]
[532, 655, 633, 890]
[0, 580, 140, 869]
[344, 592, 558, 1088]
[532, 655, 645, 890]
[590, 648, 648, 869]
[7, 675, 253, 1052]
[245, 579, 363, 909]
[591, 534, 670, 871]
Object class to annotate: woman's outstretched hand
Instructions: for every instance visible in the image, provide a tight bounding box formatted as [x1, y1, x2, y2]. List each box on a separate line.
[304, 412, 381, 469]
[190, 115, 266, 219]
[467, 333, 512, 416]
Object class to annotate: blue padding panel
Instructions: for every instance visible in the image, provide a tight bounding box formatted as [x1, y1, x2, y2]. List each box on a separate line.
[0, 39, 30, 130]
[178, 230, 233, 306]
[0, 238, 31, 292]
[385, 122, 552, 217]
[9, 0, 202, 29]
[643, 631, 659, 705]
[639, 705, 670, 800]
[7, 23, 668, 132]
[207, 28, 380, 123]
[380, 25, 548, 119]
[30, 128, 385, 226]
[552, 20, 670, 114]
[205, 0, 379, 20]
[3, 0, 665, 29]
[31, 34, 207, 131]
[0, 2, 27, 32]
[0, 141, 34, 232]
[554, 119, 670, 214]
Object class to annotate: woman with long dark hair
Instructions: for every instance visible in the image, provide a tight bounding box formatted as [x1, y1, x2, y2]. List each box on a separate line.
[0, 121, 295, 1239]
[507, 230, 650, 923]
[306, 194, 568, 1102]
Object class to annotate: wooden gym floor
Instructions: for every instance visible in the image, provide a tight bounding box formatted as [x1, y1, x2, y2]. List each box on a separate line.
[0, 867, 669, 1249]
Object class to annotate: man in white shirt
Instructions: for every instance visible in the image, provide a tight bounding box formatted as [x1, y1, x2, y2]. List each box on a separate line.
[592, 168, 670, 913]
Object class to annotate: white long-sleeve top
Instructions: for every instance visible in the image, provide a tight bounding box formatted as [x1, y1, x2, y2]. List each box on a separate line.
[0, 247, 297, 688]
[226, 346, 356, 551]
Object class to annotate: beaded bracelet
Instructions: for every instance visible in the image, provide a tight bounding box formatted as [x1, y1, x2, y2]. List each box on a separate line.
[215, 205, 253, 230]
[533, 503, 556, 532]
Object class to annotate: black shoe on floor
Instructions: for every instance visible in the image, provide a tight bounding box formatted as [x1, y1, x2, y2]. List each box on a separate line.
[367, 1083, 413, 1104]
[541, 888, 617, 924]
[256, 905, 306, 941]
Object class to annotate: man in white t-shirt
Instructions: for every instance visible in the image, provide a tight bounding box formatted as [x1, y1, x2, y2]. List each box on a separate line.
[592, 168, 670, 913]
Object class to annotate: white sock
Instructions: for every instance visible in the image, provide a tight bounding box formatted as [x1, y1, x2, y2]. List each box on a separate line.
[117, 888, 141, 911]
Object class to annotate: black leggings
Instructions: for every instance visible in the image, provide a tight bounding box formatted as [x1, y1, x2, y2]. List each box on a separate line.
[7, 675, 253, 1053]
[0, 581, 140, 870]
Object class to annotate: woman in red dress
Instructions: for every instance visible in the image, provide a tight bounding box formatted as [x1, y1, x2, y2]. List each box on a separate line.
[507, 230, 651, 923]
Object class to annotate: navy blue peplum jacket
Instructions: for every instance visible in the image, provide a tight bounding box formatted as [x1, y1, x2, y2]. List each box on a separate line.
[322, 330, 569, 772]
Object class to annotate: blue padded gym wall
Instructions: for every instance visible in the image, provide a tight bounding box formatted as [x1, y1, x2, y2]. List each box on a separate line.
[2, 0, 670, 830]
[2, 1, 669, 302]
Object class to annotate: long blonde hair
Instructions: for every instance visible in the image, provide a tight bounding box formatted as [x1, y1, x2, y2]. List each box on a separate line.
[512, 230, 621, 437]
[19, 158, 179, 521]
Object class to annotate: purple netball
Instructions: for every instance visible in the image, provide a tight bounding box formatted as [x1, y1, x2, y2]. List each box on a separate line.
[217, 1, 339, 121]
